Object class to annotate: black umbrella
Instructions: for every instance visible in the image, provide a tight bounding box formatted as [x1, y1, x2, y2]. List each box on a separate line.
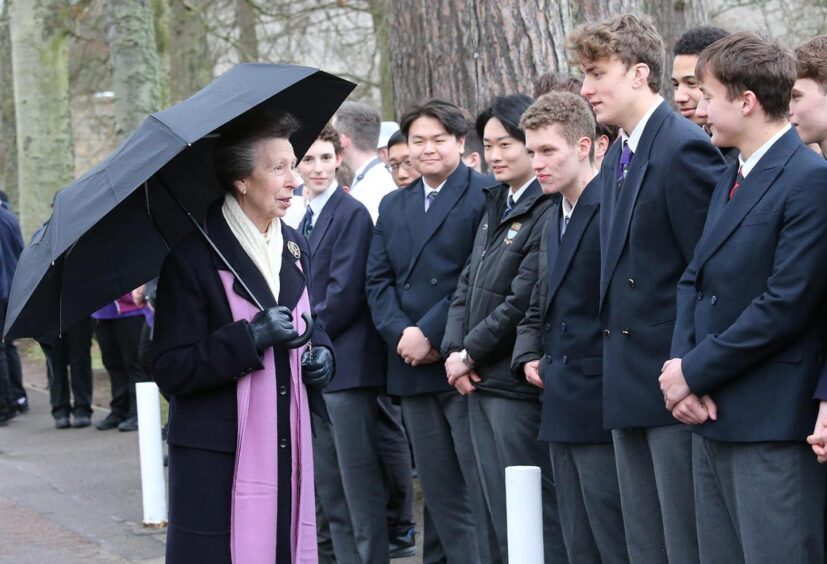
[4, 64, 355, 342]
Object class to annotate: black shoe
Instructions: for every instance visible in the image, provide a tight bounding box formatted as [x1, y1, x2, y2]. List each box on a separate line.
[118, 416, 138, 432]
[0, 413, 13, 426]
[95, 413, 125, 430]
[72, 414, 91, 428]
[55, 415, 71, 429]
[15, 398, 29, 414]
[389, 527, 416, 559]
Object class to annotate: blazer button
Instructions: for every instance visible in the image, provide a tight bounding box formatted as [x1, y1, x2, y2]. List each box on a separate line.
[544, 354, 552, 363]
[279, 385, 287, 396]
[543, 323, 551, 332]
[697, 291, 703, 301]
[561, 355, 568, 364]
[710, 295, 717, 305]
[621, 330, 631, 336]
[403, 283, 411, 290]
[628, 278, 635, 288]
[279, 438, 287, 449]
[602, 329, 611, 339]
[560, 322, 567, 332]
[430, 278, 438, 285]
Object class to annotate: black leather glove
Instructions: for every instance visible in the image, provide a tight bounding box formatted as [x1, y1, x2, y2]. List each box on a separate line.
[301, 346, 334, 388]
[248, 306, 299, 353]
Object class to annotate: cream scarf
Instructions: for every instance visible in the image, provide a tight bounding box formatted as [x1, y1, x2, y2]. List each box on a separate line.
[221, 193, 282, 302]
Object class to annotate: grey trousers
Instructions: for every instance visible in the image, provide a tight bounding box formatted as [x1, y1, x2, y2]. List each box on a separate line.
[612, 425, 698, 564]
[313, 388, 389, 564]
[549, 442, 629, 564]
[401, 391, 488, 563]
[376, 393, 415, 537]
[469, 393, 567, 563]
[693, 434, 825, 564]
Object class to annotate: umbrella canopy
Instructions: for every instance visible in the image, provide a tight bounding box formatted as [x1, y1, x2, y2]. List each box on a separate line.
[5, 64, 355, 342]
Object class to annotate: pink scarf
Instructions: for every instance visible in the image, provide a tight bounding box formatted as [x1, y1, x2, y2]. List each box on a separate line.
[218, 270, 317, 563]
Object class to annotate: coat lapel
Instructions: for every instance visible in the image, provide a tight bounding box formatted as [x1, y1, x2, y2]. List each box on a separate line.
[308, 187, 342, 253]
[406, 163, 470, 276]
[278, 224, 307, 313]
[692, 128, 800, 272]
[206, 203, 277, 311]
[600, 101, 670, 306]
[545, 180, 600, 319]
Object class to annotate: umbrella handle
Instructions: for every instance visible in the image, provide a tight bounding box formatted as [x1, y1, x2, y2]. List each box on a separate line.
[284, 311, 313, 349]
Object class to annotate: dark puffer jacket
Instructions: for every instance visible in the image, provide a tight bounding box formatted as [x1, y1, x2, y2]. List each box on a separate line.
[442, 180, 555, 400]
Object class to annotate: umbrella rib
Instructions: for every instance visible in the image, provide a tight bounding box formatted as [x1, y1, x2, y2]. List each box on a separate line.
[155, 176, 264, 311]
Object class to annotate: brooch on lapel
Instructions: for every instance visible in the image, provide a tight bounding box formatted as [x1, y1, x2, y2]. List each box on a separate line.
[287, 241, 301, 259]
[504, 222, 522, 245]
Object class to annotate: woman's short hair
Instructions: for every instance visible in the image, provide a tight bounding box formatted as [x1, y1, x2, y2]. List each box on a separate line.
[214, 109, 300, 193]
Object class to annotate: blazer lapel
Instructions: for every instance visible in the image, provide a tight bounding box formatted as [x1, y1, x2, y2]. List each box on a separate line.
[545, 181, 600, 319]
[692, 128, 800, 271]
[406, 163, 470, 276]
[600, 101, 670, 306]
[206, 204, 277, 311]
[308, 187, 342, 253]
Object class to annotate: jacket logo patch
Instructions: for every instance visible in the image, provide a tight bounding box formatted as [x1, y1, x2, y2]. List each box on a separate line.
[504, 222, 521, 245]
[287, 241, 301, 259]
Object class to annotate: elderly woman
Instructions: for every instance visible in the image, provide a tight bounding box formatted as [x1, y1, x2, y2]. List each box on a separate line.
[153, 110, 334, 564]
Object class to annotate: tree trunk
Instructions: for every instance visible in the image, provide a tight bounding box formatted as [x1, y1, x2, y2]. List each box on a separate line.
[367, 0, 395, 120]
[105, 0, 162, 140]
[10, 0, 75, 238]
[643, 0, 708, 99]
[388, 0, 573, 117]
[168, 0, 213, 103]
[152, 0, 171, 107]
[388, 1, 707, 117]
[235, 0, 259, 63]
[0, 1, 19, 211]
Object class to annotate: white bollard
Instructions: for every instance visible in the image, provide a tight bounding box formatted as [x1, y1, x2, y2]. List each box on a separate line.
[136, 382, 168, 527]
[506, 465, 544, 564]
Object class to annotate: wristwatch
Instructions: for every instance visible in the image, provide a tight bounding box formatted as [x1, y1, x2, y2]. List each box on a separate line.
[460, 349, 473, 368]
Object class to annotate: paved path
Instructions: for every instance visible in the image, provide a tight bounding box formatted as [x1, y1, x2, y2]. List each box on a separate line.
[0, 344, 423, 563]
[0, 384, 166, 563]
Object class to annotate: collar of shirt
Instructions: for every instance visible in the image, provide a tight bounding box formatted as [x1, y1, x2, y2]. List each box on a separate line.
[561, 194, 577, 220]
[307, 183, 338, 217]
[508, 177, 536, 204]
[738, 123, 791, 177]
[621, 96, 664, 153]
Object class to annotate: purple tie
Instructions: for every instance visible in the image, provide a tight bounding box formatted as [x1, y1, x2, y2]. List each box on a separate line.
[616, 141, 633, 183]
[425, 190, 438, 211]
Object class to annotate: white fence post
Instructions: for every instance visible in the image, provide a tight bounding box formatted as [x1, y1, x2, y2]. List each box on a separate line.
[506, 465, 544, 563]
[136, 382, 167, 527]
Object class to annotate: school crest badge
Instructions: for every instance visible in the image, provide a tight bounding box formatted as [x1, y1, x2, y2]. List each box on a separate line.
[287, 241, 301, 259]
[504, 222, 521, 245]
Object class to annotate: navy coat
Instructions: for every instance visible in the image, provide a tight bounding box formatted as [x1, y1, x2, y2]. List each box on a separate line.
[0, 206, 23, 302]
[599, 101, 726, 429]
[513, 179, 610, 443]
[672, 128, 827, 442]
[153, 202, 332, 563]
[299, 187, 385, 392]
[366, 162, 490, 396]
